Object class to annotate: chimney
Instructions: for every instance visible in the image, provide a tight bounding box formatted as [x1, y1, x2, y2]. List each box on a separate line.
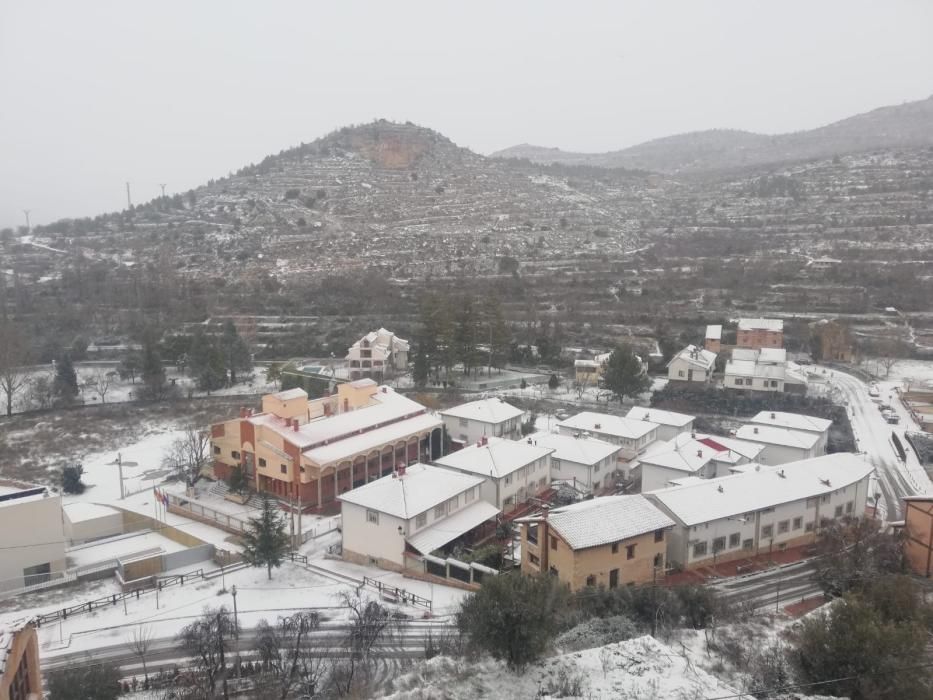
[753, 426, 759, 434]
[594, 423, 601, 430]
[292, 419, 299, 432]
[770, 412, 776, 419]
[717, 484, 724, 493]
[324, 403, 331, 417]
[542, 504, 549, 520]
[381, 386, 387, 393]
[697, 449, 703, 458]
[778, 469, 786, 478]
[239, 406, 247, 418]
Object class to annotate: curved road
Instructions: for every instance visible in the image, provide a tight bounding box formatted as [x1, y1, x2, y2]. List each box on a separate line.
[819, 366, 931, 520]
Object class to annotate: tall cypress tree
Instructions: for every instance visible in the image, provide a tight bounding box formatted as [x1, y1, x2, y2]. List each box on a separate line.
[53, 351, 79, 401]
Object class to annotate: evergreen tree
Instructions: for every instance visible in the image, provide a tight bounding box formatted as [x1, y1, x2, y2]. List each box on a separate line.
[221, 320, 252, 385]
[53, 351, 79, 401]
[412, 340, 429, 387]
[118, 351, 142, 383]
[227, 465, 248, 495]
[47, 661, 122, 700]
[61, 462, 86, 494]
[453, 296, 480, 376]
[140, 337, 167, 400]
[603, 344, 650, 402]
[241, 496, 290, 580]
[484, 294, 510, 375]
[189, 328, 226, 391]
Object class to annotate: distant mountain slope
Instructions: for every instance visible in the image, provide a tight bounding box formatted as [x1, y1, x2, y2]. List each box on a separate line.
[492, 95, 933, 173]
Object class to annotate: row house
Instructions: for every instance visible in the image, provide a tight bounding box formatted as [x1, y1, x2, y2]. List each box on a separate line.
[646, 453, 873, 570]
[517, 496, 674, 590]
[433, 436, 553, 512]
[734, 424, 821, 464]
[526, 431, 623, 495]
[626, 407, 695, 442]
[635, 433, 765, 492]
[339, 463, 497, 572]
[556, 412, 659, 477]
[748, 411, 831, 455]
[209, 381, 443, 510]
[439, 397, 524, 446]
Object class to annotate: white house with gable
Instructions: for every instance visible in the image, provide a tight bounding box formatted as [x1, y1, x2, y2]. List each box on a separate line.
[667, 345, 717, 383]
[626, 407, 695, 442]
[526, 431, 623, 495]
[439, 397, 524, 446]
[434, 436, 553, 511]
[735, 424, 821, 464]
[338, 463, 497, 571]
[646, 453, 873, 569]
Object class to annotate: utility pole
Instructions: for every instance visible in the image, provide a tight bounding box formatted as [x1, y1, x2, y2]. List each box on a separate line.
[158, 183, 167, 198]
[22, 209, 31, 233]
[108, 452, 139, 499]
[126, 182, 132, 209]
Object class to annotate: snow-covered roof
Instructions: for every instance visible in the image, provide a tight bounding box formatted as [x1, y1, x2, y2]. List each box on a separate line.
[557, 411, 658, 441]
[648, 453, 874, 526]
[750, 411, 832, 434]
[737, 318, 784, 332]
[434, 436, 553, 479]
[705, 324, 722, 340]
[638, 433, 764, 474]
[62, 502, 119, 522]
[270, 387, 307, 401]
[249, 386, 429, 450]
[544, 495, 675, 550]
[439, 397, 524, 424]
[735, 424, 820, 449]
[406, 501, 499, 554]
[668, 345, 716, 370]
[338, 463, 484, 520]
[0, 481, 50, 509]
[725, 360, 808, 385]
[732, 347, 786, 364]
[574, 359, 598, 369]
[301, 412, 442, 465]
[525, 431, 622, 466]
[626, 406, 694, 428]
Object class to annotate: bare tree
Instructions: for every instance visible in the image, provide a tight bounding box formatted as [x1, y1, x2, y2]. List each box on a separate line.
[255, 611, 327, 699]
[329, 590, 394, 697]
[84, 369, 114, 404]
[0, 323, 30, 416]
[178, 606, 236, 700]
[129, 624, 154, 682]
[26, 372, 54, 410]
[163, 425, 211, 484]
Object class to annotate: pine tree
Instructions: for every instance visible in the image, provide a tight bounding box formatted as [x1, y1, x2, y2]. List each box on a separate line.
[53, 351, 79, 401]
[140, 337, 167, 400]
[221, 320, 252, 385]
[603, 344, 650, 402]
[241, 496, 290, 580]
[189, 328, 226, 391]
[484, 294, 510, 375]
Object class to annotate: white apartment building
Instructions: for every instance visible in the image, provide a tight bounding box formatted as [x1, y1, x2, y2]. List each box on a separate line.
[439, 397, 524, 446]
[525, 431, 623, 495]
[735, 424, 821, 464]
[626, 407, 695, 442]
[749, 411, 832, 454]
[0, 482, 66, 593]
[338, 463, 497, 571]
[434, 436, 553, 511]
[647, 453, 873, 569]
[725, 347, 808, 394]
[635, 433, 765, 492]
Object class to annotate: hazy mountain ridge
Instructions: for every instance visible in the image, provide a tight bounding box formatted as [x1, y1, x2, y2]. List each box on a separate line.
[492, 95, 933, 173]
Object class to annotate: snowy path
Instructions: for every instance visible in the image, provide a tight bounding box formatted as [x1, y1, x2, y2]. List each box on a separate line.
[818, 366, 932, 520]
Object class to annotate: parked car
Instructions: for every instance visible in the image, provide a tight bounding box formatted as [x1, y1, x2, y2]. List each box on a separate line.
[868, 385, 881, 398]
[885, 413, 901, 424]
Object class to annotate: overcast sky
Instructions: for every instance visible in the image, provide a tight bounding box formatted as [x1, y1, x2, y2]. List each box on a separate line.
[1, 1, 931, 228]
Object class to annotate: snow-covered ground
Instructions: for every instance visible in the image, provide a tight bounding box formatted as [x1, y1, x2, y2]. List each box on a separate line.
[863, 358, 933, 390]
[0, 362, 278, 416]
[382, 635, 752, 699]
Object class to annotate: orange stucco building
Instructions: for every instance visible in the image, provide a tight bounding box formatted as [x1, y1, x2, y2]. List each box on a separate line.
[1, 623, 42, 700]
[210, 381, 443, 510]
[904, 496, 933, 578]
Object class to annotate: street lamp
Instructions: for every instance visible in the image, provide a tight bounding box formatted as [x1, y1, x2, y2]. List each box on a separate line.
[231, 585, 240, 680]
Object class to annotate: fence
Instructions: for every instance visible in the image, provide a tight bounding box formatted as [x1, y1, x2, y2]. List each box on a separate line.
[167, 494, 250, 534]
[362, 576, 432, 611]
